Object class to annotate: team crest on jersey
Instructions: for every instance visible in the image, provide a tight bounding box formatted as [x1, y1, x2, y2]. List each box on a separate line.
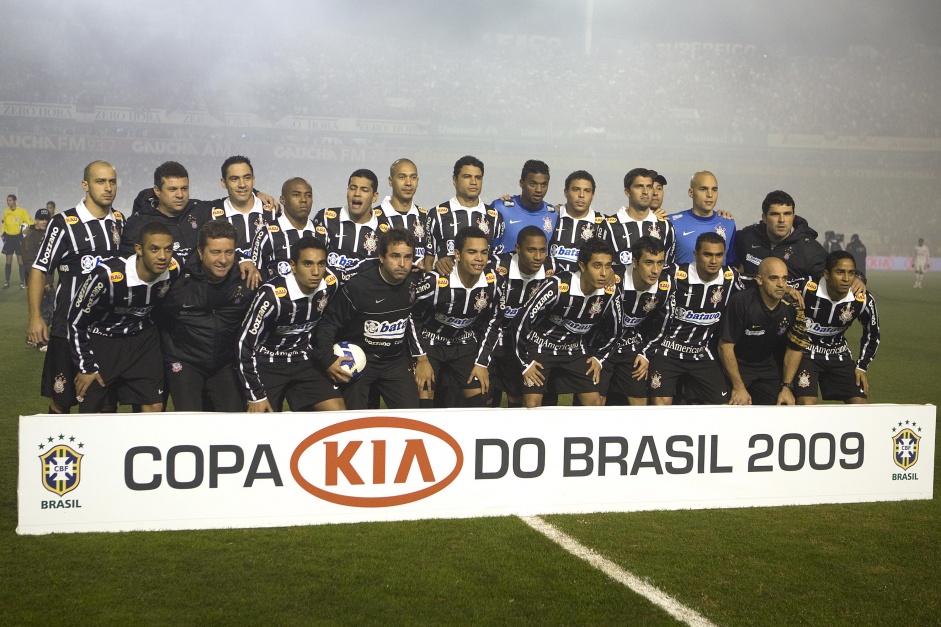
[543, 215, 553, 234]
[157, 282, 171, 298]
[559, 282, 570, 293]
[476, 216, 490, 235]
[39, 443, 83, 497]
[659, 280, 670, 290]
[413, 221, 425, 240]
[588, 297, 604, 316]
[648, 224, 661, 239]
[253, 215, 265, 230]
[839, 304, 855, 323]
[325, 210, 337, 219]
[675, 270, 688, 280]
[53, 373, 67, 394]
[274, 286, 288, 298]
[317, 294, 329, 313]
[277, 261, 291, 276]
[363, 231, 378, 254]
[783, 246, 793, 261]
[643, 295, 659, 313]
[580, 223, 594, 240]
[474, 292, 489, 312]
[65, 216, 79, 225]
[797, 370, 811, 388]
[109, 271, 124, 283]
[212, 208, 224, 218]
[650, 371, 662, 389]
[189, 215, 198, 229]
[710, 286, 724, 305]
[528, 283, 541, 301]
[715, 225, 727, 239]
[892, 428, 921, 470]
[268, 225, 280, 233]
[171, 362, 183, 373]
[724, 269, 734, 280]
[110, 223, 120, 247]
[437, 206, 449, 215]
[437, 277, 449, 288]
[778, 317, 789, 335]
[409, 282, 417, 304]
[324, 274, 337, 286]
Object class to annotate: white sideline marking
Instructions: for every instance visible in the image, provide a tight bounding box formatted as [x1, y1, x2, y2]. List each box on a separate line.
[519, 515, 717, 627]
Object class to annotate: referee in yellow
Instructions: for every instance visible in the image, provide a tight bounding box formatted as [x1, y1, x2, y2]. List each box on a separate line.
[3, 194, 32, 289]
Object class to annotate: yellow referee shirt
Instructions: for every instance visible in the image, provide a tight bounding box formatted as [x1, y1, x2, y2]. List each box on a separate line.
[2, 206, 32, 236]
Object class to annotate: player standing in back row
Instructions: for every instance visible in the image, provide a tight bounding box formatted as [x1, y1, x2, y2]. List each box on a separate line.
[913, 238, 930, 288]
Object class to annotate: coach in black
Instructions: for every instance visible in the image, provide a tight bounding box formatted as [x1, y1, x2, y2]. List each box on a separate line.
[157, 221, 255, 411]
[68, 222, 181, 413]
[718, 257, 809, 405]
[316, 228, 422, 410]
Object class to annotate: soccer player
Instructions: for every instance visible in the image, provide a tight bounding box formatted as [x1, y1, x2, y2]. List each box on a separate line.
[316, 228, 422, 410]
[491, 226, 555, 407]
[207, 156, 275, 255]
[313, 169, 391, 272]
[650, 171, 667, 213]
[22, 208, 54, 350]
[424, 155, 505, 272]
[490, 159, 557, 253]
[599, 236, 668, 406]
[516, 238, 622, 408]
[2, 194, 31, 289]
[645, 232, 744, 405]
[250, 177, 318, 279]
[28, 160, 125, 413]
[548, 170, 607, 273]
[68, 222, 181, 413]
[734, 190, 828, 280]
[718, 257, 809, 405]
[238, 236, 343, 412]
[793, 251, 880, 404]
[604, 167, 675, 266]
[913, 238, 930, 288]
[378, 158, 428, 264]
[670, 171, 737, 266]
[157, 221, 256, 411]
[412, 226, 503, 408]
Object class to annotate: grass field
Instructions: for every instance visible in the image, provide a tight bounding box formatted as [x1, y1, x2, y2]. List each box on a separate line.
[1, 270, 938, 625]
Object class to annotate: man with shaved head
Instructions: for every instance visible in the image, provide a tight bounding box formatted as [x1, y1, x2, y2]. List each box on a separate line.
[718, 257, 809, 405]
[377, 158, 428, 265]
[669, 170, 737, 266]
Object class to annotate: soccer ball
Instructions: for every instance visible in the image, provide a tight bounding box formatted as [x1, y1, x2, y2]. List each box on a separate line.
[333, 342, 367, 381]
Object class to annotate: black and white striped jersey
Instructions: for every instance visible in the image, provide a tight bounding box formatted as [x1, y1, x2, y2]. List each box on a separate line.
[645, 263, 744, 361]
[249, 213, 318, 279]
[494, 253, 556, 324]
[237, 270, 340, 402]
[378, 197, 429, 262]
[31, 200, 125, 338]
[548, 206, 607, 273]
[514, 270, 622, 370]
[609, 267, 670, 356]
[68, 254, 182, 374]
[207, 195, 268, 256]
[312, 206, 392, 272]
[794, 277, 880, 370]
[424, 197, 505, 261]
[412, 267, 504, 367]
[602, 208, 676, 266]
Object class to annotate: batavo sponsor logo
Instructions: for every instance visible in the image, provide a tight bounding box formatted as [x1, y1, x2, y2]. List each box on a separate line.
[291, 417, 463, 507]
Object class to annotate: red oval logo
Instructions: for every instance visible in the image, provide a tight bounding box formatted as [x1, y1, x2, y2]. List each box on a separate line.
[291, 417, 463, 508]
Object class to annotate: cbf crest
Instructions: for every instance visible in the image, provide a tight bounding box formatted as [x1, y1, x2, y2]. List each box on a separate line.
[892, 427, 920, 470]
[39, 443, 83, 496]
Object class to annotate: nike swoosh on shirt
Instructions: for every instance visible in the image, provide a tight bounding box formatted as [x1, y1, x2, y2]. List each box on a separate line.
[375, 298, 386, 303]
[683, 230, 695, 236]
[509, 220, 523, 224]
[751, 244, 762, 248]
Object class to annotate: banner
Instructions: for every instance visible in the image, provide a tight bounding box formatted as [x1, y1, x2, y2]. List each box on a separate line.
[18, 404, 934, 535]
[867, 256, 941, 272]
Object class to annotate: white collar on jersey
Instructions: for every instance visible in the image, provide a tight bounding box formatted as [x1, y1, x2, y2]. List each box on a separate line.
[223, 195, 262, 216]
[816, 278, 856, 304]
[559, 204, 597, 223]
[615, 206, 655, 223]
[622, 267, 659, 294]
[448, 197, 485, 213]
[285, 271, 328, 301]
[448, 265, 489, 289]
[340, 205, 379, 228]
[686, 262, 726, 286]
[75, 199, 118, 223]
[380, 196, 417, 217]
[509, 254, 545, 281]
[124, 254, 170, 287]
[569, 271, 606, 297]
[279, 212, 313, 233]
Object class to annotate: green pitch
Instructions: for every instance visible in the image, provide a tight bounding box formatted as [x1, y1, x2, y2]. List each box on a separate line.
[1, 270, 937, 625]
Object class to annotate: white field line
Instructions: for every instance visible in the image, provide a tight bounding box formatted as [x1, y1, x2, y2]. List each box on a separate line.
[519, 515, 718, 627]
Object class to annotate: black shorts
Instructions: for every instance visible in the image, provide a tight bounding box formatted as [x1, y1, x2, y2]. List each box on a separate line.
[2, 235, 23, 256]
[80, 326, 164, 412]
[257, 360, 341, 411]
[166, 361, 246, 412]
[343, 354, 419, 410]
[490, 351, 524, 399]
[41, 335, 79, 408]
[738, 361, 782, 405]
[794, 356, 867, 401]
[425, 343, 482, 391]
[524, 353, 599, 396]
[600, 351, 649, 399]
[647, 354, 730, 404]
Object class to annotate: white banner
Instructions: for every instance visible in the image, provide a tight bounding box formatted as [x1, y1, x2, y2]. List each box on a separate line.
[18, 405, 934, 535]
[867, 256, 941, 272]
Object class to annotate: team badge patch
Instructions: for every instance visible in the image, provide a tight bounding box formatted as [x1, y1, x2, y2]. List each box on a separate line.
[648, 224, 661, 239]
[797, 370, 811, 388]
[710, 286, 724, 305]
[580, 224, 594, 240]
[39, 443, 83, 497]
[363, 231, 378, 254]
[476, 216, 490, 235]
[543, 215, 553, 234]
[650, 371, 662, 389]
[643, 295, 659, 313]
[189, 215, 198, 229]
[892, 428, 920, 470]
[413, 222, 425, 240]
[589, 297, 604, 315]
[53, 373, 67, 395]
[110, 223, 120, 247]
[317, 294, 329, 313]
[157, 282, 171, 298]
[171, 362, 183, 373]
[474, 292, 489, 312]
[409, 283, 417, 304]
[110, 271, 124, 283]
[838, 304, 855, 323]
[715, 225, 727, 239]
[277, 260, 292, 276]
[783, 246, 793, 261]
